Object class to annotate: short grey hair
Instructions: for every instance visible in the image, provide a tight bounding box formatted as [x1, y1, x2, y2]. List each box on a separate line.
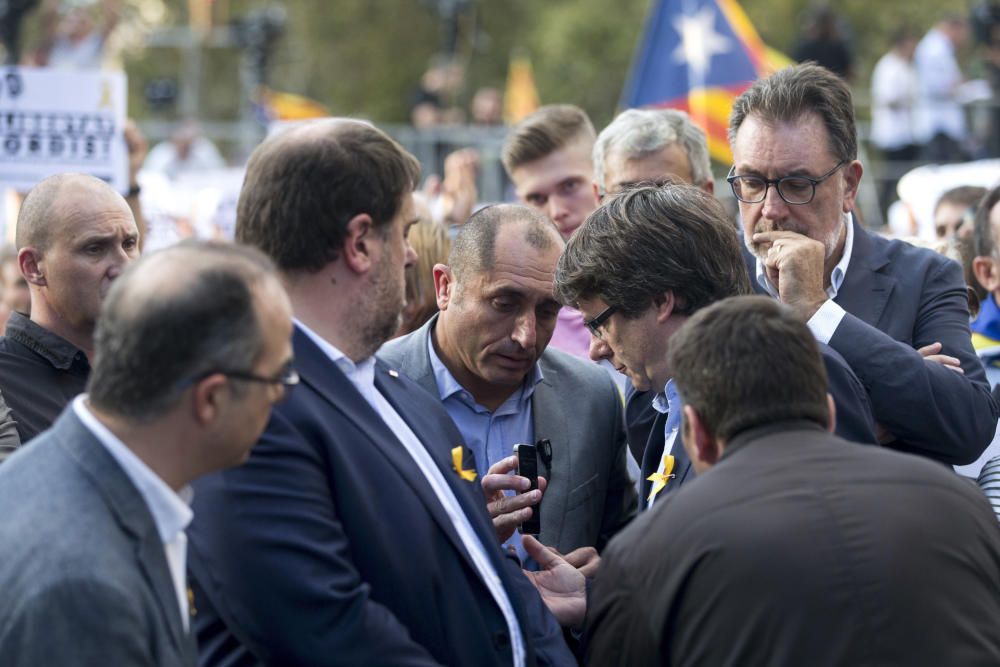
[593, 109, 712, 190]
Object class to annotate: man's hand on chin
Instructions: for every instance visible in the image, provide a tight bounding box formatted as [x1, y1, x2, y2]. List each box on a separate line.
[754, 230, 829, 321]
[521, 534, 587, 630]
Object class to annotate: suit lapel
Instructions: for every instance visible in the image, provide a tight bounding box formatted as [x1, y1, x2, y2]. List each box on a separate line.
[294, 329, 491, 573]
[530, 358, 570, 548]
[53, 410, 190, 657]
[834, 219, 895, 328]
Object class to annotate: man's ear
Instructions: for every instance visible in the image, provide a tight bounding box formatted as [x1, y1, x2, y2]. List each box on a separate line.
[700, 179, 715, 195]
[433, 264, 455, 310]
[18, 247, 44, 287]
[191, 373, 230, 425]
[592, 181, 604, 203]
[841, 160, 864, 214]
[682, 404, 721, 469]
[341, 213, 376, 275]
[652, 290, 677, 324]
[973, 255, 1000, 294]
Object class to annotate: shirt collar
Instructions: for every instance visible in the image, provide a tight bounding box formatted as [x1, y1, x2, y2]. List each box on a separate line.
[72, 396, 192, 544]
[4, 311, 89, 372]
[426, 329, 543, 411]
[294, 318, 376, 378]
[755, 212, 854, 299]
[651, 379, 679, 415]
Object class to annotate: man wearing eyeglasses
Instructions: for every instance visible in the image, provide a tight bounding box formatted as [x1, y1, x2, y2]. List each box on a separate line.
[0, 241, 293, 666]
[728, 63, 997, 464]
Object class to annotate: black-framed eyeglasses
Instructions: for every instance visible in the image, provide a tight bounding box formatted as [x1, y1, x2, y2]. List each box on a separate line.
[727, 160, 847, 205]
[175, 363, 300, 395]
[224, 365, 300, 390]
[584, 304, 617, 339]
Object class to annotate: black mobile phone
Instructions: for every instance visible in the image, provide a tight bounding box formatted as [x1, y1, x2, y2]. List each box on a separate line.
[513, 443, 541, 535]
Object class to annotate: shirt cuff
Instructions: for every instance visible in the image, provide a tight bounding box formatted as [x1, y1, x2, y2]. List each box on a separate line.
[807, 300, 846, 344]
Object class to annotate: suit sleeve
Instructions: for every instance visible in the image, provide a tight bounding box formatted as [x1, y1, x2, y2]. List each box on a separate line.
[830, 258, 998, 464]
[597, 380, 639, 551]
[818, 343, 878, 445]
[0, 579, 155, 666]
[189, 410, 443, 667]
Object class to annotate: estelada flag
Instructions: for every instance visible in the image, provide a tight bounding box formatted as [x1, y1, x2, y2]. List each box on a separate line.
[621, 0, 790, 163]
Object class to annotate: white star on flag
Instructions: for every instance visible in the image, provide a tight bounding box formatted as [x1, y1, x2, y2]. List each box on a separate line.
[672, 6, 732, 78]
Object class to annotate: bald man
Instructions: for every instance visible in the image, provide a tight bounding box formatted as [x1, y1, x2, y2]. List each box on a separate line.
[0, 173, 140, 443]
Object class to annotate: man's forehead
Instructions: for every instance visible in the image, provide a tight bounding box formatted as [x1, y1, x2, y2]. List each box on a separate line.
[512, 142, 594, 189]
[732, 113, 834, 170]
[607, 144, 693, 188]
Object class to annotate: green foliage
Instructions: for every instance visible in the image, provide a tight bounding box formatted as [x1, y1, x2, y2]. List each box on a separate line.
[113, 0, 983, 128]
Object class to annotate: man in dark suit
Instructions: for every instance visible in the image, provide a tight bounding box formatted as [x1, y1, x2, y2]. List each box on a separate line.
[555, 185, 874, 510]
[0, 241, 293, 665]
[729, 62, 997, 463]
[187, 120, 580, 666]
[589, 106, 876, 482]
[586, 296, 1000, 666]
[379, 204, 636, 561]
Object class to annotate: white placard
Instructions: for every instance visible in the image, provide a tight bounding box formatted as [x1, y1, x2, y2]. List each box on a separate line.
[0, 67, 127, 194]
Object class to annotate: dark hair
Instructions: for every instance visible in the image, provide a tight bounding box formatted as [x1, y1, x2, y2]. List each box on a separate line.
[729, 63, 857, 163]
[554, 185, 750, 317]
[668, 296, 830, 441]
[449, 203, 561, 282]
[236, 120, 420, 273]
[88, 241, 277, 421]
[501, 104, 596, 174]
[973, 184, 1000, 259]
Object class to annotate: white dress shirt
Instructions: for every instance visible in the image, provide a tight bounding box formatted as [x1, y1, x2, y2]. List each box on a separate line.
[72, 396, 193, 631]
[756, 212, 854, 344]
[296, 320, 526, 667]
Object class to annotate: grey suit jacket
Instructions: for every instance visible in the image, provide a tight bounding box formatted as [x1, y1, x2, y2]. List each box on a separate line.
[0, 408, 197, 666]
[379, 315, 637, 553]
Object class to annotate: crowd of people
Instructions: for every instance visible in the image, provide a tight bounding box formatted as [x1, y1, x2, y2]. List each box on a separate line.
[1, 59, 1000, 666]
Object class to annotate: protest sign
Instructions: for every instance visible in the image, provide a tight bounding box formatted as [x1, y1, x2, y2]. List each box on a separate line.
[0, 67, 127, 194]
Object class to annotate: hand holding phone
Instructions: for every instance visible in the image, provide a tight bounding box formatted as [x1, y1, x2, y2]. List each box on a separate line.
[514, 443, 541, 534]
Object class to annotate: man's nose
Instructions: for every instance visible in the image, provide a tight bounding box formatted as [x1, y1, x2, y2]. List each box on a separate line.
[760, 184, 789, 221]
[512, 310, 537, 350]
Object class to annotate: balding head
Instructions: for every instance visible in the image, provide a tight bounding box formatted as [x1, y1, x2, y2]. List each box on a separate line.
[17, 173, 129, 252]
[448, 204, 563, 287]
[89, 241, 287, 422]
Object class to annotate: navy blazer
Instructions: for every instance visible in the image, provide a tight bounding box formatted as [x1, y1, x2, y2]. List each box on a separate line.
[187, 326, 573, 666]
[751, 221, 998, 464]
[627, 343, 877, 506]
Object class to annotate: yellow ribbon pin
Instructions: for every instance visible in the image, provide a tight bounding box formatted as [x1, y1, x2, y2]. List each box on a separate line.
[452, 446, 477, 482]
[646, 454, 676, 504]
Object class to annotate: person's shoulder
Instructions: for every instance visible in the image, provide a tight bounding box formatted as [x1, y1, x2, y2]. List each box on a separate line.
[377, 326, 424, 367]
[539, 346, 610, 385]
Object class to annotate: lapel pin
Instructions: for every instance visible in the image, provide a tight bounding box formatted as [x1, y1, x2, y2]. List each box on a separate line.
[388, 369, 399, 378]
